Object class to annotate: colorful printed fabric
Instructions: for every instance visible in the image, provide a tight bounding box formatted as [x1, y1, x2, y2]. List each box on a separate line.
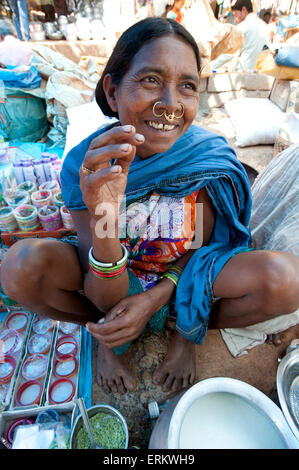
[120, 191, 199, 291]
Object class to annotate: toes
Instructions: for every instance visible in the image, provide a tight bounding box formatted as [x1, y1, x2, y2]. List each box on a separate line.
[189, 372, 195, 385]
[162, 374, 174, 392]
[108, 380, 118, 394]
[125, 375, 137, 392]
[152, 367, 167, 385]
[115, 378, 126, 395]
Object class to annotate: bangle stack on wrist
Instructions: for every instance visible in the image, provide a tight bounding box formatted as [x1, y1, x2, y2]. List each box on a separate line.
[159, 265, 183, 287]
[88, 244, 128, 279]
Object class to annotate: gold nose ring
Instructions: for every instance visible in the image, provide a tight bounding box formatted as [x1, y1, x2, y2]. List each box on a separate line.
[152, 101, 184, 122]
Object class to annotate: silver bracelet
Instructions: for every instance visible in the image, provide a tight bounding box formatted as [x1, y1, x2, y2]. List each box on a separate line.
[88, 244, 128, 268]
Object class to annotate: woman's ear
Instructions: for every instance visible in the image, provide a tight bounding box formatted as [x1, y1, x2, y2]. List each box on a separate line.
[103, 74, 118, 113]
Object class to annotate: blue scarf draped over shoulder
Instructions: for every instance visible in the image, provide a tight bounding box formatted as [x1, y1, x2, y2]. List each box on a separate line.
[61, 123, 252, 345]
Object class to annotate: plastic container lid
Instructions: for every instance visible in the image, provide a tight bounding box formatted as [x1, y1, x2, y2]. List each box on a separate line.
[15, 380, 42, 406]
[0, 329, 22, 355]
[22, 353, 48, 381]
[55, 335, 78, 359]
[32, 316, 54, 335]
[28, 333, 51, 355]
[54, 355, 78, 379]
[5, 311, 29, 333]
[0, 355, 16, 384]
[49, 378, 75, 404]
[59, 322, 80, 335]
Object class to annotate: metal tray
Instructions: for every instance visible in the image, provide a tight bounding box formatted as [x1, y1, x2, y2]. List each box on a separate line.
[277, 344, 299, 442]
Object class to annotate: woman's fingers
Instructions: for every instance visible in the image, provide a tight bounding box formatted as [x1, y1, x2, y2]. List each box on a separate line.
[89, 125, 142, 150]
[83, 142, 135, 174]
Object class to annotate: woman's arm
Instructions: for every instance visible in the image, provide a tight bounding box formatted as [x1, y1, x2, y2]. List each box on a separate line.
[71, 125, 145, 313]
[86, 186, 216, 348]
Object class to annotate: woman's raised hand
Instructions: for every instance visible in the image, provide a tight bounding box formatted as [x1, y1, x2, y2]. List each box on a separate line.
[80, 125, 144, 216]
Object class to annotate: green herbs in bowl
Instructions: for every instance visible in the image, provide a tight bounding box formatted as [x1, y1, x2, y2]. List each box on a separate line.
[76, 412, 126, 449]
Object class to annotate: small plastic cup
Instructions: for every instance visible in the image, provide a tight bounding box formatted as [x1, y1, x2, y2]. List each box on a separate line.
[22, 353, 48, 381]
[0, 329, 22, 355]
[32, 316, 54, 335]
[4, 311, 29, 333]
[15, 380, 42, 406]
[0, 355, 17, 384]
[28, 333, 51, 355]
[0, 207, 18, 232]
[49, 378, 75, 404]
[13, 204, 40, 231]
[55, 335, 78, 359]
[38, 205, 63, 231]
[53, 355, 78, 379]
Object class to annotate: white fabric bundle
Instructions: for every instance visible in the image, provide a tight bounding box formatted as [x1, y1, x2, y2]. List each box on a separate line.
[221, 144, 299, 356]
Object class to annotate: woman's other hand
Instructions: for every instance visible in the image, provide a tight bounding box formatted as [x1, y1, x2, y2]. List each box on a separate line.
[86, 290, 154, 348]
[85, 276, 176, 348]
[80, 125, 144, 216]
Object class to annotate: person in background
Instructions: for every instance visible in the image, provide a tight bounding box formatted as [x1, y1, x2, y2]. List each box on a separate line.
[0, 17, 32, 65]
[268, 13, 279, 43]
[162, 3, 172, 17]
[211, 0, 270, 72]
[8, 0, 30, 41]
[53, 0, 68, 17]
[40, 0, 55, 22]
[166, 0, 185, 23]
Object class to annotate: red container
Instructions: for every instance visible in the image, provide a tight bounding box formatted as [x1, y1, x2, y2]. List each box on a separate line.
[49, 378, 75, 404]
[15, 380, 42, 406]
[22, 354, 48, 381]
[53, 355, 78, 379]
[55, 335, 78, 359]
[0, 355, 16, 384]
[4, 311, 29, 333]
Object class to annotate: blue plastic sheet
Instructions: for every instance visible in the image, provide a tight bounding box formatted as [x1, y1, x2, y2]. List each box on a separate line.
[275, 46, 299, 68]
[0, 65, 42, 89]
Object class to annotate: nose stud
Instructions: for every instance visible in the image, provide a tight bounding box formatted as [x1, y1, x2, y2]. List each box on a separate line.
[152, 101, 184, 122]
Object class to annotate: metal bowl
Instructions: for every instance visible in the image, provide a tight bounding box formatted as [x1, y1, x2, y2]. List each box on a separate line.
[70, 403, 129, 449]
[149, 377, 299, 449]
[277, 347, 299, 441]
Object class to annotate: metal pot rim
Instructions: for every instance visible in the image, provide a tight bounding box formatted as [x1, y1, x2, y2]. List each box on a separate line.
[168, 377, 299, 449]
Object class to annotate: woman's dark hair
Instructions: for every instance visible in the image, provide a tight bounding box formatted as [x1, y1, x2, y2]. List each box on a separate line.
[95, 17, 201, 118]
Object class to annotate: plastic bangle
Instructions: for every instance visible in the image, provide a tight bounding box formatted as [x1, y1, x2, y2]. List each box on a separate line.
[89, 244, 128, 268]
[89, 262, 127, 279]
[161, 272, 180, 287]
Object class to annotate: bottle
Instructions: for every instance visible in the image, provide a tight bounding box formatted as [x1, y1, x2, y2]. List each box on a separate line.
[13, 161, 25, 185]
[22, 160, 36, 185]
[33, 159, 47, 186]
[42, 155, 52, 181]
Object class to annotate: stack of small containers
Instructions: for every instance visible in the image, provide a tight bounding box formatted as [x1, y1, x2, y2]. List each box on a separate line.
[0, 152, 75, 233]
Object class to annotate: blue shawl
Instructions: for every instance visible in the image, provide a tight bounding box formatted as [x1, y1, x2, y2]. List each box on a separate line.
[61, 123, 252, 345]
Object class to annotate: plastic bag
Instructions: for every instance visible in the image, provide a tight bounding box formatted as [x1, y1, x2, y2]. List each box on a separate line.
[0, 88, 48, 142]
[0, 65, 42, 89]
[256, 50, 299, 80]
[12, 422, 70, 449]
[250, 143, 299, 255]
[275, 46, 299, 68]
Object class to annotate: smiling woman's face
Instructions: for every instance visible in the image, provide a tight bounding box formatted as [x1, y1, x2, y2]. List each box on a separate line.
[104, 35, 200, 159]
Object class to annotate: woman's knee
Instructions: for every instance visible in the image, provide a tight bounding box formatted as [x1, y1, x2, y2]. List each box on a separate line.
[1, 239, 59, 301]
[258, 251, 299, 317]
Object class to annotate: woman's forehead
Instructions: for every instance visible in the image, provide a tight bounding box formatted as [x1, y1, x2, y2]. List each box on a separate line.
[128, 35, 198, 74]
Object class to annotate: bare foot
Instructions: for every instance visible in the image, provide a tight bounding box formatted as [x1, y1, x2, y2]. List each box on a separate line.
[97, 342, 137, 394]
[267, 333, 282, 346]
[152, 331, 196, 392]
